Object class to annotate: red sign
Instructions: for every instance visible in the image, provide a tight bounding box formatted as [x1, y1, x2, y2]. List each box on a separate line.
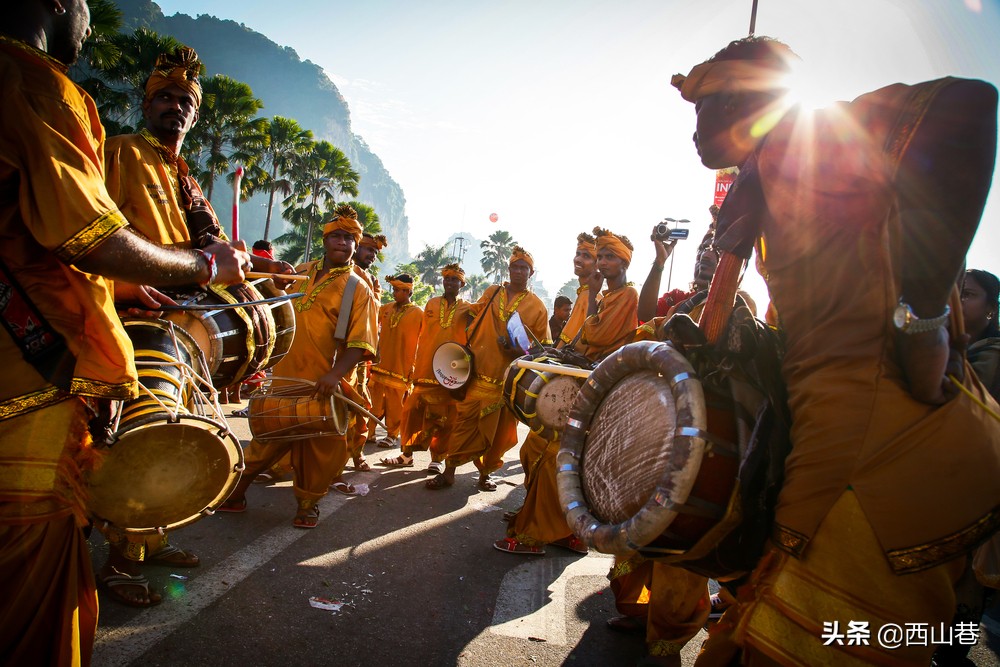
[714, 168, 738, 208]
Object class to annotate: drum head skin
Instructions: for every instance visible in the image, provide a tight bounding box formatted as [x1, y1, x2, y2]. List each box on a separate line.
[88, 417, 242, 534]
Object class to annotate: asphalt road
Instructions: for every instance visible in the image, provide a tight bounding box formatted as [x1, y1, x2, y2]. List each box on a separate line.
[87, 400, 1000, 667]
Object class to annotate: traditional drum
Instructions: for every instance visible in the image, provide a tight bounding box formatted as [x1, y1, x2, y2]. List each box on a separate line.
[557, 340, 755, 576]
[501, 350, 592, 439]
[248, 377, 352, 441]
[162, 282, 276, 388]
[249, 277, 296, 370]
[87, 319, 244, 534]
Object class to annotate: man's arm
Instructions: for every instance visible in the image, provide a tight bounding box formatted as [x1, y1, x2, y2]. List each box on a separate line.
[74, 226, 250, 287]
[896, 79, 998, 403]
[637, 232, 675, 322]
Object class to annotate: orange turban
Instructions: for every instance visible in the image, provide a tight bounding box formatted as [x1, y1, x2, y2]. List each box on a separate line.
[576, 232, 596, 257]
[509, 246, 534, 271]
[386, 274, 414, 292]
[593, 227, 633, 263]
[360, 233, 388, 250]
[671, 60, 788, 104]
[322, 204, 363, 244]
[145, 47, 203, 108]
[441, 263, 466, 284]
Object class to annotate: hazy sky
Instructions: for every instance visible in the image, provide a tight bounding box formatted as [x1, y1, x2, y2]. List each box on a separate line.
[157, 0, 1000, 307]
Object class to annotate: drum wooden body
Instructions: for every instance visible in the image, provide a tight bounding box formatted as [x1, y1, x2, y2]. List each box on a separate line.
[248, 378, 349, 441]
[250, 277, 295, 371]
[88, 319, 244, 534]
[557, 341, 744, 568]
[502, 352, 587, 439]
[163, 283, 275, 388]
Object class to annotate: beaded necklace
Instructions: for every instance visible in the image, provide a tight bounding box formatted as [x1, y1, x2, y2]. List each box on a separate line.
[497, 285, 529, 323]
[296, 262, 352, 312]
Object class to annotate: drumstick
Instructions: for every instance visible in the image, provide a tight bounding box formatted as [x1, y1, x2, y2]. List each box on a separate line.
[245, 271, 310, 283]
[515, 359, 592, 379]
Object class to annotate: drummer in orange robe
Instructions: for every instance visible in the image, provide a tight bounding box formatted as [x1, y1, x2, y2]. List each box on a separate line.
[368, 274, 423, 448]
[101, 47, 293, 606]
[219, 204, 378, 527]
[494, 228, 637, 556]
[674, 36, 1000, 665]
[380, 263, 471, 471]
[0, 6, 249, 662]
[347, 232, 387, 472]
[426, 247, 551, 491]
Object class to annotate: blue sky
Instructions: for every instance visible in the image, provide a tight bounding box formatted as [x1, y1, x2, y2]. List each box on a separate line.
[158, 0, 1000, 306]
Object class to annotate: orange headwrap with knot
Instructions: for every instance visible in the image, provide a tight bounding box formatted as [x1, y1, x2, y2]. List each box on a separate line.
[593, 227, 634, 263]
[576, 232, 596, 257]
[441, 263, 466, 284]
[509, 246, 534, 271]
[145, 47, 204, 108]
[360, 233, 388, 250]
[386, 274, 414, 292]
[670, 60, 789, 104]
[322, 203, 363, 244]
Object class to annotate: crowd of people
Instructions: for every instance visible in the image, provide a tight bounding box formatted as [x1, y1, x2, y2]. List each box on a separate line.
[2, 3, 999, 667]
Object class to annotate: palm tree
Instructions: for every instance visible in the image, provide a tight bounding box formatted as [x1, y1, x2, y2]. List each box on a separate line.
[413, 244, 456, 290]
[253, 117, 313, 241]
[282, 141, 360, 262]
[391, 263, 434, 306]
[464, 274, 490, 301]
[70, 0, 122, 84]
[480, 230, 517, 284]
[182, 75, 266, 200]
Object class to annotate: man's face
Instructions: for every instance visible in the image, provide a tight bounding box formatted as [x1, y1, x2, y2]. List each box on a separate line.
[442, 275, 462, 298]
[143, 83, 199, 140]
[573, 248, 596, 278]
[508, 259, 532, 289]
[354, 244, 377, 269]
[392, 285, 412, 305]
[693, 92, 754, 170]
[323, 230, 356, 266]
[554, 302, 572, 322]
[596, 248, 626, 281]
[692, 244, 720, 287]
[51, 0, 91, 66]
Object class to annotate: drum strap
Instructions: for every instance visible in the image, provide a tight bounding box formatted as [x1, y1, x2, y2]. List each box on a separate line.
[0, 258, 76, 390]
[334, 272, 361, 342]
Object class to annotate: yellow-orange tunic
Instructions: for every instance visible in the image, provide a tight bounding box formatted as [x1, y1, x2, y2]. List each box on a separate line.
[242, 261, 377, 501]
[399, 296, 470, 458]
[577, 283, 639, 360]
[0, 37, 139, 667]
[104, 131, 216, 249]
[557, 284, 590, 347]
[446, 284, 550, 472]
[348, 266, 380, 459]
[369, 302, 423, 438]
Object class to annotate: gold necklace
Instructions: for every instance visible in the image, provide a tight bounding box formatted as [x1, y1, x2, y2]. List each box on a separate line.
[296, 262, 352, 312]
[439, 298, 458, 329]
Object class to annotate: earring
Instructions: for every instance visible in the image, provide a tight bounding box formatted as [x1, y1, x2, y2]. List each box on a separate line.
[54, 5, 67, 15]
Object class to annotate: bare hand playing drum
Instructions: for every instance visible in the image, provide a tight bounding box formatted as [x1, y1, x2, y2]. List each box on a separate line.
[203, 240, 253, 286]
[114, 283, 178, 318]
[250, 256, 297, 291]
[314, 348, 367, 398]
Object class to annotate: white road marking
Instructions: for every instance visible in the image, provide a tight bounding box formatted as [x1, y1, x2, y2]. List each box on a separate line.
[489, 554, 613, 645]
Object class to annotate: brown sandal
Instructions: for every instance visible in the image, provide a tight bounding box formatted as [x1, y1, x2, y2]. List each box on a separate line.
[292, 504, 320, 529]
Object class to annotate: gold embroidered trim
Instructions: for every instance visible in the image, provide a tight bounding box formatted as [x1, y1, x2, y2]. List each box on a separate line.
[439, 299, 459, 329]
[480, 401, 505, 419]
[296, 263, 352, 312]
[576, 284, 589, 295]
[497, 286, 529, 323]
[0, 36, 68, 72]
[0, 387, 66, 421]
[474, 374, 503, 386]
[608, 553, 645, 581]
[648, 640, 684, 657]
[887, 505, 1000, 574]
[371, 367, 408, 382]
[68, 378, 136, 400]
[389, 303, 417, 328]
[346, 341, 376, 355]
[772, 522, 809, 558]
[55, 209, 128, 264]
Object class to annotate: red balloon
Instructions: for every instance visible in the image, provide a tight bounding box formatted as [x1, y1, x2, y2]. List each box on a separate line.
[489, 213, 499, 223]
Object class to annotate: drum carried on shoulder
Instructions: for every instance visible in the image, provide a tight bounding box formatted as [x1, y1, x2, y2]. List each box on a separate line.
[501, 349, 593, 440]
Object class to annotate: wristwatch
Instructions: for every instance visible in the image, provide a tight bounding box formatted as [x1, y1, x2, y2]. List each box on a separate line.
[892, 301, 950, 334]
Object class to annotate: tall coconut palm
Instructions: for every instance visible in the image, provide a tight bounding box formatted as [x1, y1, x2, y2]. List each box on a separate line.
[283, 141, 359, 262]
[413, 244, 456, 290]
[70, 0, 122, 84]
[464, 274, 490, 301]
[480, 230, 517, 284]
[181, 75, 266, 200]
[253, 117, 313, 242]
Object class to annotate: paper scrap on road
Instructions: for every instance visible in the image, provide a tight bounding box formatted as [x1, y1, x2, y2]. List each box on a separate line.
[309, 596, 344, 611]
